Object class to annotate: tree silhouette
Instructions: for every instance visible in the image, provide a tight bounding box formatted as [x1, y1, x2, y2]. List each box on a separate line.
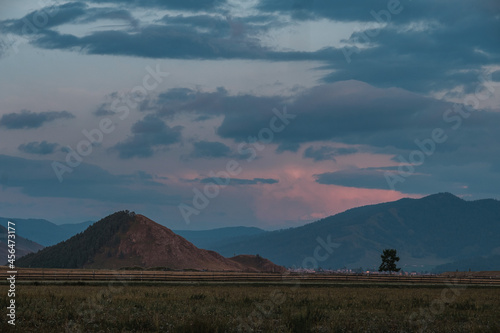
[378, 249, 400, 273]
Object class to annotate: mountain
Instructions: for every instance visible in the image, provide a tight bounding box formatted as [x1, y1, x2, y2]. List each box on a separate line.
[207, 193, 500, 271]
[174, 227, 266, 250]
[0, 225, 44, 263]
[433, 255, 500, 273]
[230, 255, 287, 273]
[16, 211, 284, 272]
[0, 218, 93, 246]
[58, 221, 95, 236]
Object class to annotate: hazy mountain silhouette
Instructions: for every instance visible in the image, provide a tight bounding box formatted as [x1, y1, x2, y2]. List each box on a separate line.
[0, 225, 44, 263]
[174, 227, 266, 250]
[0, 218, 93, 246]
[205, 193, 500, 271]
[13, 193, 500, 272]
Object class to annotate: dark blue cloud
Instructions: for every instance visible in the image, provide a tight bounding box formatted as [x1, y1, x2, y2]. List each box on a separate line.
[93, 103, 116, 117]
[0, 110, 74, 129]
[87, 0, 226, 12]
[257, 0, 499, 25]
[18, 141, 59, 155]
[146, 81, 500, 177]
[190, 141, 233, 159]
[314, 163, 500, 199]
[112, 115, 183, 159]
[0, 154, 179, 205]
[212, 81, 449, 149]
[0, 2, 87, 34]
[1, 0, 498, 94]
[321, 18, 500, 93]
[303, 146, 357, 161]
[150, 82, 500, 162]
[32, 22, 270, 59]
[257, 0, 393, 21]
[0, 2, 137, 34]
[1, 5, 281, 61]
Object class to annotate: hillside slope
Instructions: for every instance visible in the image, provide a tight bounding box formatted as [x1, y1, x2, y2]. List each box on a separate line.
[210, 193, 500, 271]
[17, 211, 283, 272]
[0, 225, 44, 263]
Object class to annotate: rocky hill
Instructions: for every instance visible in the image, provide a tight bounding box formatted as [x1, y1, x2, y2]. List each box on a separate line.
[16, 211, 283, 272]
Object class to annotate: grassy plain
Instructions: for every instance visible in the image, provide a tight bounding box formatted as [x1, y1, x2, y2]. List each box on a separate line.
[1, 282, 499, 332]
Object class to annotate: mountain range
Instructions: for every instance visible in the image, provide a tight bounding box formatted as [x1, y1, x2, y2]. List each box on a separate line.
[8, 193, 500, 272]
[0, 218, 93, 246]
[173, 227, 266, 251]
[206, 193, 500, 272]
[0, 225, 44, 262]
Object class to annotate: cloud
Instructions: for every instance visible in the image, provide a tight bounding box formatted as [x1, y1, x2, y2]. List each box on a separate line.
[93, 103, 116, 117]
[257, 0, 391, 21]
[211, 81, 449, 149]
[0, 3, 283, 61]
[1, 2, 87, 33]
[314, 162, 500, 197]
[18, 141, 59, 155]
[303, 145, 357, 161]
[276, 142, 301, 154]
[200, 177, 279, 185]
[189, 141, 234, 159]
[0, 2, 137, 34]
[280, 0, 499, 93]
[492, 70, 500, 82]
[0, 155, 181, 205]
[0, 154, 180, 205]
[112, 115, 182, 159]
[87, 0, 226, 12]
[315, 168, 397, 190]
[0, 110, 75, 129]
[257, 0, 500, 26]
[32, 22, 270, 60]
[147, 81, 500, 175]
[2, 0, 496, 94]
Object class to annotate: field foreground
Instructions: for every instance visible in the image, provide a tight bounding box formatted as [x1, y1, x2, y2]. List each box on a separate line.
[1, 283, 499, 332]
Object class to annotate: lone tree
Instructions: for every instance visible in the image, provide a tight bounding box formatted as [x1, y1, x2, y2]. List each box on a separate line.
[378, 249, 400, 273]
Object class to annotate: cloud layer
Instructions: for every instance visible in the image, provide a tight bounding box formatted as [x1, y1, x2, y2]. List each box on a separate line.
[112, 115, 183, 159]
[0, 0, 498, 227]
[18, 141, 59, 155]
[0, 110, 74, 129]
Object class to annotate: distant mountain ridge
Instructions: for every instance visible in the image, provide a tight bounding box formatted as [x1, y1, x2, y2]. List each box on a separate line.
[17, 211, 284, 273]
[204, 193, 500, 272]
[0, 218, 93, 246]
[11, 193, 500, 272]
[0, 217, 265, 250]
[0, 225, 44, 263]
[173, 227, 266, 250]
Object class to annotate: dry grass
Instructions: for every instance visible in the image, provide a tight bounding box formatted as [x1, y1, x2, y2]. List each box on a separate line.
[1, 283, 499, 332]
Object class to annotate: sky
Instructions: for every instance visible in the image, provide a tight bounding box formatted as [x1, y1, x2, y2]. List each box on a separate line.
[0, 0, 499, 229]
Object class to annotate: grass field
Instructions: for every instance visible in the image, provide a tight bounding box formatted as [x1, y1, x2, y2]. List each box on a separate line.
[1, 282, 500, 332]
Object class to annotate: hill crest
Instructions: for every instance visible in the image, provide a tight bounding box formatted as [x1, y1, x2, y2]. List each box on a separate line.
[17, 211, 283, 272]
